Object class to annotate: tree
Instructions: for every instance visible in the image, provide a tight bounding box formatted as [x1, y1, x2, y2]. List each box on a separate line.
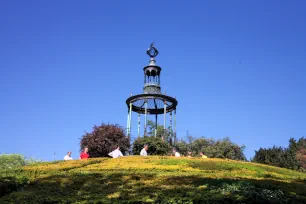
[80, 123, 130, 158]
[252, 137, 306, 171]
[174, 136, 246, 160]
[146, 120, 173, 144]
[147, 120, 164, 137]
[0, 154, 42, 169]
[132, 136, 171, 156]
[190, 138, 214, 155]
[202, 137, 246, 161]
[175, 140, 189, 156]
[292, 137, 306, 170]
[252, 146, 286, 167]
[0, 154, 25, 169]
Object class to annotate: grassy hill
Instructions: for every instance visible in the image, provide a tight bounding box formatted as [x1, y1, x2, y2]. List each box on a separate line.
[1, 156, 306, 203]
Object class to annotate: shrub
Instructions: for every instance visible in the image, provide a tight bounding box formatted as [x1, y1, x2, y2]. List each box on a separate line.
[174, 140, 189, 156]
[204, 137, 246, 161]
[174, 137, 246, 160]
[0, 154, 26, 169]
[80, 123, 130, 157]
[132, 136, 171, 155]
[253, 137, 306, 171]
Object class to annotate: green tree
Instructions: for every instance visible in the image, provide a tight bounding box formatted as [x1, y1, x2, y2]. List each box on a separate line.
[203, 137, 246, 160]
[147, 120, 164, 137]
[252, 137, 306, 171]
[190, 138, 214, 155]
[252, 146, 286, 167]
[146, 120, 173, 144]
[173, 136, 246, 160]
[175, 140, 189, 156]
[132, 136, 171, 155]
[0, 154, 42, 170]
[0, 154, 25, 169]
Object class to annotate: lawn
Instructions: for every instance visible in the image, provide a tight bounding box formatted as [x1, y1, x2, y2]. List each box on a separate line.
[1, 156, 306, 203]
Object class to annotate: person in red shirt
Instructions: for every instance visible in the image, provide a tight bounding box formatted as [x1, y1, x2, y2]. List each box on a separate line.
[79, 147, 89, 159]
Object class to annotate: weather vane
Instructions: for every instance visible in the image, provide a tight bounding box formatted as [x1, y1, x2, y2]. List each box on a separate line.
[146, 42, 159, 58]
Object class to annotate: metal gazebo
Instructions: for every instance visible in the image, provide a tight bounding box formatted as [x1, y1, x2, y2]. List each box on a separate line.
[126, 43, 178, 144]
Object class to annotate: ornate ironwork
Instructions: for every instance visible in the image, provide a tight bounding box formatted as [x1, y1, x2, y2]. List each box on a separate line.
[126, 43, 178, 139]
[146, 42, 159, 58]
[126, 93, 177, 115]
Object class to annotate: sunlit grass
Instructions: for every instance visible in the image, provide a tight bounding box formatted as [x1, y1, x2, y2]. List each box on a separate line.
[1, 156, 306, 203]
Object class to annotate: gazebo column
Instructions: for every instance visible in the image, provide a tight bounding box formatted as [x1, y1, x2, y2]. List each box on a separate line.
[170, 111, 173, 145]
[144, 100, 148, 136]
[128, 102, 132, 136]
[137, 113, 140, 138]
[163, 100, 166, 135]
[155, 114, 158, 137]
[174, 109, 176, 145]
[127, 110, 130, 135]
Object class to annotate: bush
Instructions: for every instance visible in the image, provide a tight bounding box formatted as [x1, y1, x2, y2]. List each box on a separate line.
[252, 146, 286, 167]
[132, 136, 171, 155]
[204, 137, 246, 161]
[0, 154, 26, 169]
[0, 154, 35, 197]
[175, 140, 189, 156]
[80, 123, 130, 157]
[253, 137, 306, 171]
[174, 137, 246, 160]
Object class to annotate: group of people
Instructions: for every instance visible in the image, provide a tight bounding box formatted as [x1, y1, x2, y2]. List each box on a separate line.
[63, 147, 90, 160]
[63, 146, 123, 160]
[63, 145, 208, 160]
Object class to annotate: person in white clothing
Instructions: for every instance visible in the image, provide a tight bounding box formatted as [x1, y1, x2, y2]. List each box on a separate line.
[64, 152, 73, 160]
[140, 144, 148, 156]
[173, 148, 180, 157]
[108, 146, 124, 158]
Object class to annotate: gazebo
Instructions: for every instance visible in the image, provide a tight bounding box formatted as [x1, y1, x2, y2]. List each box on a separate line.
[126, 43, 178, 144]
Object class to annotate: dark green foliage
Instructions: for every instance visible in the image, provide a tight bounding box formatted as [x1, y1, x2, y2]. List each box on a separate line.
[147, 120, 173, 144]
[147, 120, 164, 137]
[175, 140, 189, 156]
[294, 137, 306, 169]
[189, 137, 213, 155]
[0, 154, 40, 198]
[132, 136, 171, 155]
[253, 137, 306, 171]
[174, 137, 246, 160]
[205, 137, 246, 161]
[80, 123, 130, 157]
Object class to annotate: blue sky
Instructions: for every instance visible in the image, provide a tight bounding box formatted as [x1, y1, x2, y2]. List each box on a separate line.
[1, 1, 305, 161]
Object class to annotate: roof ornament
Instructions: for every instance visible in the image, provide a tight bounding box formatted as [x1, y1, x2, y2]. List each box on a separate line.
[146, 42, 159, 58]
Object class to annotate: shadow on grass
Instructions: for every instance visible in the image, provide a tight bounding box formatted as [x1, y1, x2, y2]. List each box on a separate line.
[1, 170, 306, 204]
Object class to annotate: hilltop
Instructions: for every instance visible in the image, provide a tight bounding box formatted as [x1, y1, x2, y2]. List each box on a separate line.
[1, 156, 306, 203]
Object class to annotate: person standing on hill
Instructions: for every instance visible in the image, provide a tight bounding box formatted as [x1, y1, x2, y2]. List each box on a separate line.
[108, 146, 124, 158]
[187, 152, 192, 157]
[64, 151, 73, 160]
[140, 144, 148, 156]
[173, 148, 181, 157]
[200, 152, 208, 158]
[80, 147, 89, 159]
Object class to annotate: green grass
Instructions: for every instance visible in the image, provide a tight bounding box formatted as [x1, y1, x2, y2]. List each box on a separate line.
[1, 156, 306, 203]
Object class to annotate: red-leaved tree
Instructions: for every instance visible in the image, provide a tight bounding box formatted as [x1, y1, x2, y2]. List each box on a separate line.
[80, 123, 130, 158]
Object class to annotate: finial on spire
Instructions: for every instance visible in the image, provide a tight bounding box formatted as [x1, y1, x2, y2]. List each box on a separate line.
[146, 42, 159, 58]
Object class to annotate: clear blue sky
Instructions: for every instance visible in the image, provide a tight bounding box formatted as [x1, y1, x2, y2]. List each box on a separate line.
[1, 1, 305, 161]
